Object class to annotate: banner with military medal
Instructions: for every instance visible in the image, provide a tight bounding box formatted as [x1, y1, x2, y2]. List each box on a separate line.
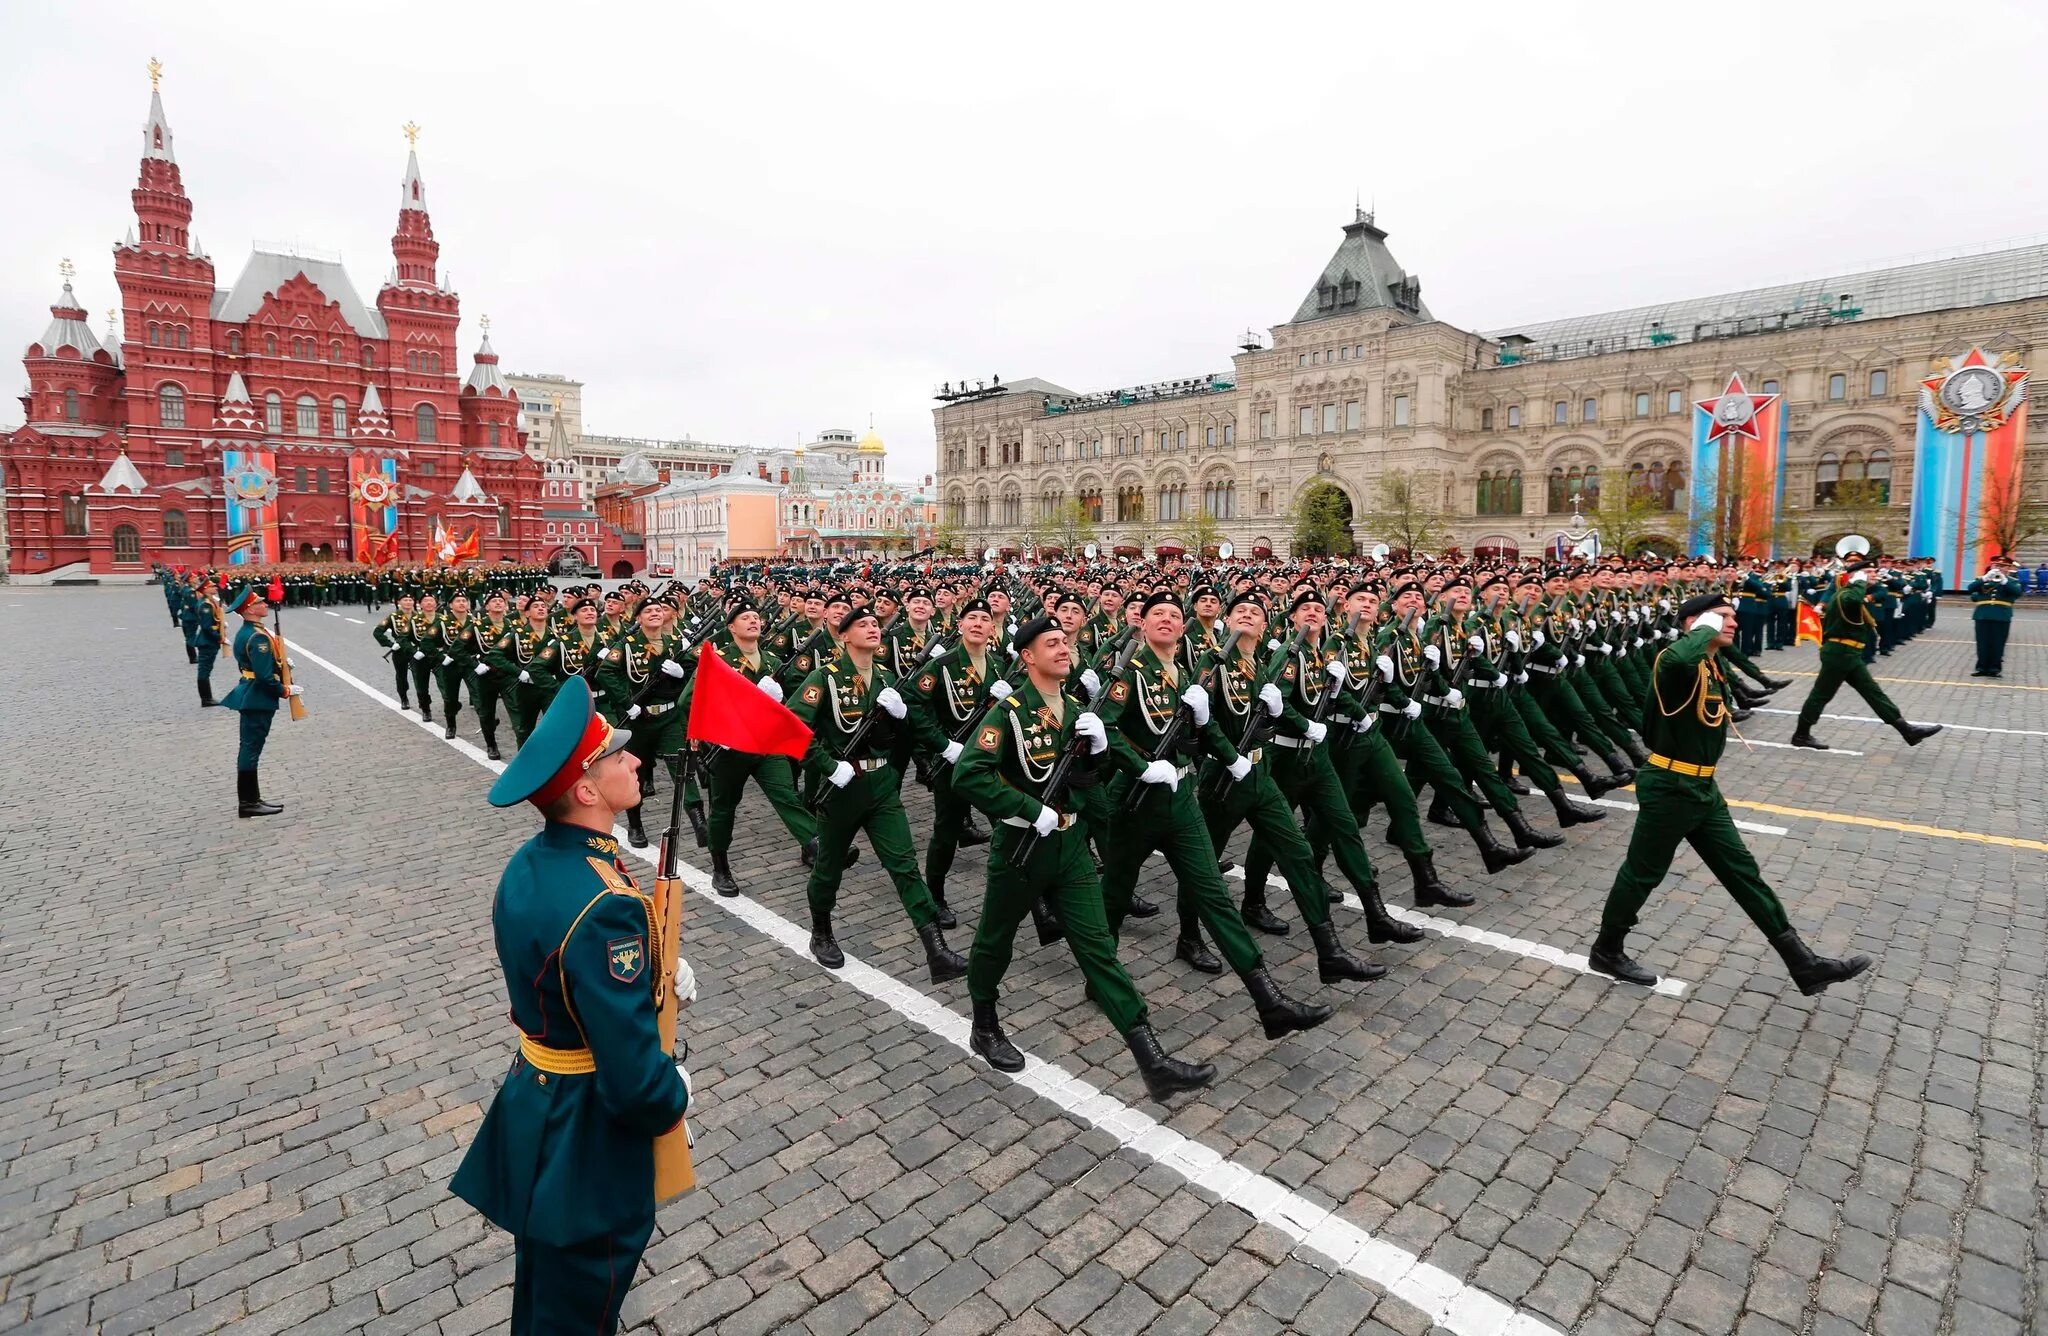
[348, 453, 401, 565]
[1688, 373, 1787, 559]
[221, 449, 281, 565]
[1909, 348, 2028, 576]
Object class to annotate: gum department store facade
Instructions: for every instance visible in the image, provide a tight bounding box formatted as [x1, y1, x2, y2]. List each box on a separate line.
[934, 212, 2048, 562]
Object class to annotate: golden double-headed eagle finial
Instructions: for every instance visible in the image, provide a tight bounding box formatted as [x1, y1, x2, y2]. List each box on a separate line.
[403, 121, 421, 148]
[148, 57, 163, 92]
[58, 258, 75, 282]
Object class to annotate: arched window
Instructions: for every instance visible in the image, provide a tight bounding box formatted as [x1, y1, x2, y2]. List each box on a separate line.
[1867, 449, 1891, 504]
[1476, 471, 1493, 515]
[330, 340, 342, 362]
[112, 524, 141, 564]
[158, 383, 185, 427]
[1662, 460, 1684, 511]
[1869, 369, 1888, 396]
[1480, 408, 1494, 431]
[1547, 467, 1568, 513]
[1506, 470, 1522, 513]
[61, 492, 87, 535]
[1842, 449, 1865, 483]
[296, 394, 319, 436]
[332, 397, 348, 436]
[162, 509, 188, 547]
[264, 333, 277, 356]
[148, 323, 161, 346]
[488, 422, 500, 447]
[1628, 462, 1647, 499]
[1815, 452, 1841, 505]
[264, 392, 283, 434]
[63, 388, 79, 421]
[1583, 466, 1600, 510]
[361, 346, 375, 369]
[227, 330, 242, 355]
[175, 326, 188, 349]
[415, 403, 437, 442]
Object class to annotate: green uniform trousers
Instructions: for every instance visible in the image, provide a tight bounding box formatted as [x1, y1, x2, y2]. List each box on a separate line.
[1201, 757, 1333, 929]
[1331, 725, 1430, 857]
[1794, 646, 1904, 729]
[1567, 667, 1638, 753]
[236, 710, 274, 771]
[1472, 690, 1563, 797]
[196, 643, 218, 684]
[1391, 717, 1488, 831]
[507, 683, 555, 746]
[971, 824, 1145, 1035]
[436, 660, 479, 727]
[390, 653, 413, 705]
[924, 770, 977, 908]
[1511, 689, 1583, 774]
[807, 767, 940, 929]
[1588, 656, 1639, 728]
[1427, 708, 1522, 814]
[509, 1215, 652, 1336]
[1098, 775, 1262, 975]
[1599, 767, 1789, 938]
[407, 654, 434, 710]
[706, 751, 815, 853]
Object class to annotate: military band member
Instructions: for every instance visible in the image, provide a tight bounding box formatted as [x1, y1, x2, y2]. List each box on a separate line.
[1590, 593, 1875, 996]
[789, 605, 970, 983]
[1790, 557, 1943, 750]
[451, 679, 694, 1336]
[1969, 559, 2017, 677]
[950, 616, 1217, 1099]
[220, 583, 298, 817]
[193, 578, 225, 708]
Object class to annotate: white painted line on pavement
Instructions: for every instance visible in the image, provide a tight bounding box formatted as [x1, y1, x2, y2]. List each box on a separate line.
[1752, 706, 2048, 738]
[1218, 865, 1690, 998]
[323, 610, 340, 616]
[286, 636, 1562, 1336]
[344, 616, 364, 624]
[1741, 737, 1865, 756]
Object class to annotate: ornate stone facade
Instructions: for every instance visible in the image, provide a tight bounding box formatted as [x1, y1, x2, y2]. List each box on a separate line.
[935, 213, 2048, 562]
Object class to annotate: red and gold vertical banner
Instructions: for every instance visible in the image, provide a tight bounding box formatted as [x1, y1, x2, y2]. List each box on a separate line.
[348, 454, 401, 565]
[1909, 350, 2029, 576]
[222, 449, 280, 565]
[1689, 375, 1786, 559]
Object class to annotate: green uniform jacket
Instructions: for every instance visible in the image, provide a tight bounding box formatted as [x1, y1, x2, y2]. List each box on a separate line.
[1818, 581, 1880, 655]
[220, 623, 284, 712]
[1099, 644, 1240, 779]
[449, 823, 688, 1247]
[1968, 575, 2017, 622]
[904, 643, 1009, 758]
[789, 656, 903, 785]
[489, 623, 565, 692]
[1640, 626, 1732, 767]
[952, 680, 1105, 824]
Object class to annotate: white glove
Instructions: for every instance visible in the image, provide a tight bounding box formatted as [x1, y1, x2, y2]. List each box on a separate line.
[942, 741, 964, 764]
[1303, 720, 1328, 743]
[1492, 673, 1509, 688]
[1467, 634, 1486, 652]
[1226, 755, 1253, 782]
[1514, 671, 1529, 685]
[440, 654, 453, 666]
[1007, 621, 1018, 637]
[986, 679, 1013, 700]
[675, 1061, 693, 1103]
[1259, 682, 1284, 717]
[927, 641, 947, 659]
[1324, 659, 1348, 684]
[626, 703, 641, 718]
[1267, 638, 1282, 650]
[1892, 605, 1902, 618]
[1080, 668, 1101, 697]
[1633, 637, 1646, 648]
[1850, 571, 1868, 585]
[1403, 699, 1422, 720]
[1658, 598, 1672, 611]
[1610, 609, 1623, 624]
[1443, 689, 1465, 709]
[673, 956, 698, 1005]
[474, 662, 489, 676]
[660, 658, 687, 679]
[1568, 618, 1583, 633]
[876, 686, 906, 719]
[1179, 684, 1210, 725]
[412, 650, 425, 660]
[285, 684, 304, 697]
[1075, 711, 1108, 754]
[828, 760, 855, 788]
[1376, 654, 1395, 682]
[1693, 610, 1725, 636]
[1531, 631, 1546, 650]
[1031, 804, 1060, 836]
[519, 670, 533, 684]
[756, 677, 784, 703]
[1353, 716, 1374, 733]
[1574, 655, 1587, 668]
[1505, 631, 1521, 651]
[1423, 644, 1441, 667]
[1139, 759, 1179, 788]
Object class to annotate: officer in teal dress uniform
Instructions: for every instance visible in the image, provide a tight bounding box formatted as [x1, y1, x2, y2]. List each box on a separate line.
[219, 584, 292, 817]
[451, 679, 694, 1336]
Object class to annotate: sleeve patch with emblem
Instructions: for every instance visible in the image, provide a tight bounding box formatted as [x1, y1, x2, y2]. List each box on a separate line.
[1282, 663, 1297, 680]
[1108, 680, 1130, 702]
[977, 725, 1002, 751]
[607, 934, 646, 982]
[918, 673, 936, 692]
[802, 684, 823, 704]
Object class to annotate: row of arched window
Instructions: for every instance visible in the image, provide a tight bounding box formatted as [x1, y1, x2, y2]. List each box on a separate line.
[146, 322, 189, 348]
[405, 350, 444, 374]
[1815, 448, 1890, 504]
[221, 329, 378, 368]
[151, 383, 441, 442]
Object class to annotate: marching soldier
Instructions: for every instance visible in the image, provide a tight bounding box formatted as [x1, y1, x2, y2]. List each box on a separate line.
[433, 591, 483, 741]
[598, 596, 693, 849]
[451, 679, 695, 1336]
[1589, 593, 1875, 996]
[469, 589, 516, 759]
[220, 583, 299, 817]
[1790, 556, 1943, 750]
[492, 594, 566, 748]
[904, 596, 1007, 928]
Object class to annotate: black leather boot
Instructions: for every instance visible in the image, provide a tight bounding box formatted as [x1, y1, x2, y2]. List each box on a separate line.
[1503, 808, 1565, 850]
[710, 850, 739, 897]
[1548, 790, 1606, 827]
[420, 703, 433, 724]
[1618, 736, 1649, 767]
[1472, 820, 1531, 874]
[970, 999, 1024, 1072]
[685, 792, 709, 848]
[626, 807, 648, 848]
[1894, 720, 1942, 746]
[1175, 928, 1224, 974]
[1587, 926, 1657, 986]
[1572, 762, 1620, 798]
[1761, 674, 1794, 690]
[1126, 1023, 1215, 1100]
[484, 728, 502, 762]
[186, 644, 197, 664]
[1243, 967, 1333, 1039]
[443, 710, 458, 740]
[931, 891, 958, 930]
[1127, 894, 1160, 918]
[1600, 750, 1636, 785]
[1769, 929, 1873, 996]
[1498, 761, 1531, 796]
[1789, 728, 1829, 750]
[1407, 849, 1473, 908]
[1426, 794, 1461, 828]
[1309, 921, 1384, 983]
[810, 911, 844, 969]
[198, 679, 216, 708]
[236, 770, 282, 818]
[919, 922, 968, 983]
[1359, 880, 1425, 942]
[958, 813, 991, 847]
[1031, 896, 1065, 946]
[1240, 885, 1289, 936]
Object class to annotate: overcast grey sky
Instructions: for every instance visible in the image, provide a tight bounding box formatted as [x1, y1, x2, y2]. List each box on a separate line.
[6, 1, 2047, 478]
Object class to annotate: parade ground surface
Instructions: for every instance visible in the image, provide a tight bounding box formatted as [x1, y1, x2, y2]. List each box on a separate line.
[3, 585, 2044, 1336]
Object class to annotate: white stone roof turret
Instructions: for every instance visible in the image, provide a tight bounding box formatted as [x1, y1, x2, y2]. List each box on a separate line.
[143, 88, 176, 163]
[99, 450, 148, 494]
[463, 328, 509, 394]
[32, 281, 103, 359]
[451, 465, 488, 504]
[400, 148, 428, 212]
[353, 383, 395, 440]
[215, 372, 261, 432]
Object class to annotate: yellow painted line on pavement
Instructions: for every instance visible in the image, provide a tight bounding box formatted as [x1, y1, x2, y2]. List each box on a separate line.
[1772, 670, 2048, 693]
[1561, 775, 2047, 853]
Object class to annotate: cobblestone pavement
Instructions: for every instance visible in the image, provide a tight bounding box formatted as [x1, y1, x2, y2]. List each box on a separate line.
[1, 586, 2042, 1335]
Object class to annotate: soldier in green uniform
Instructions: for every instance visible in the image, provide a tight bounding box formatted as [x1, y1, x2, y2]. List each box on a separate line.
[219, 583, 297, 817]
[904, 596, 1008, 928]
[683, 602, 821, 896]
[403, 593, 439, 722]
[598, 596, 693, 849]
[1968, 559, 2017, 677]
[789, 605, 969, 982]
[372, 592, 420, 709]
[468, 589, 516, 759]
[192, 578, 225, 708]
[432, 591, 483, 741]
[1790, 558, 1944, 750]
[950, 616, 1216, 1099]
[451, 679, 693, 1336]
[492, 596, 566, 748]
[176, 572, 203, 664]
[1590, 593, 1876, 996]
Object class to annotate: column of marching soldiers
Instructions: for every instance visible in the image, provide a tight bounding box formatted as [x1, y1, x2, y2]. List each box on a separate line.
[152, 549, 2016, 1098]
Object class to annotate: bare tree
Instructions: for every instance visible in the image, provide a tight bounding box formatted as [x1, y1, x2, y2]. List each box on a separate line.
[1359, 470, 1452, 556]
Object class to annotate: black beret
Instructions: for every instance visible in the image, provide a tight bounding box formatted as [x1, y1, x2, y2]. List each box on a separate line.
[1287, 585, 1321, 614]
[602, 588, 624, 602]
[822, 588, 851, 607]
[567, 596, 597, 615]
[1226, 590, 1268, 616]
[1477, 573, 1508, 593]
[837, 605, 879, 634]
[1190, 585, 1221, 602]
[957, 597, 994, 619]
[1677, 592, 1732, 620]
[726, 601, 759, 624]
[1133, 589, 1178, 617]
[1013, 614, 1060, 652]
[1389, 579, 1424, 602]
[904, 587, 933, 603]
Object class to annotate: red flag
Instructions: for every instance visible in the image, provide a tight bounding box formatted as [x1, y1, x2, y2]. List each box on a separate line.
[267, 576, 286, 603]
[686, 646, 812, 760]
[1795, 602, 1823, 647]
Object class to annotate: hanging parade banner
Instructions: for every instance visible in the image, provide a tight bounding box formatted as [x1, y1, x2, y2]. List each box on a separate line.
[221, 449, 280, 565]
[1908, 348, 2029, 577]
[348, 453, 401, 565]
[1688, 374, 1786, 559]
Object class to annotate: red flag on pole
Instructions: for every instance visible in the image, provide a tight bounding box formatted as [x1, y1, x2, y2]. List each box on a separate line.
[267, 576, 286, 603]
[686, 646, 813, 760]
